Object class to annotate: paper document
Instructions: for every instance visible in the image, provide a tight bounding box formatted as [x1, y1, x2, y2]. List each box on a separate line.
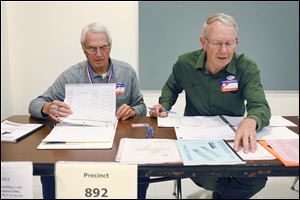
[177, 139, 245, 165]
[158, 116, 226, 127]
[259, 139, 299, 166]
[62, 84, 116, 126]
[1, 120, 43, 142]
[175, 125, 236, 140]
[228, 142, 276, 160]
[1, 162, 33, 199]
[42, 126, 115, 143]
[223, 115, 297, 127]
[116, 138, 182, 164]
[256, 127, 299, 140]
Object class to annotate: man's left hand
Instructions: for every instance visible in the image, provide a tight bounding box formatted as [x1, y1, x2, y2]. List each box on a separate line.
[116, 104, 136, 120]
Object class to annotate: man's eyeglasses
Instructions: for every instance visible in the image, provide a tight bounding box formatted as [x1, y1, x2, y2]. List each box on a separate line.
[205, 38, 237, 49]
[84, 44, 111, 54]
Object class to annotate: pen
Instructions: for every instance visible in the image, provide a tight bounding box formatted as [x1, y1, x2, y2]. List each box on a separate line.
[145, 127, 150, 138]
[147, 107, 177, 114]
[146, 126, 154, 138]
[149, 126, 154, 138]
[45, 141, 66, 144]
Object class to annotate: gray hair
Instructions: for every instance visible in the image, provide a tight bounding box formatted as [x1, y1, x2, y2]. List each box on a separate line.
[201, 13, 238, 37]
[80, 23, 112, 45]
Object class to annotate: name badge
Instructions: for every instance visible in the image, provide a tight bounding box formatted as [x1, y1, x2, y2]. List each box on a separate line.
[220, 80, 238, 92]
[116, 84, 125, 95]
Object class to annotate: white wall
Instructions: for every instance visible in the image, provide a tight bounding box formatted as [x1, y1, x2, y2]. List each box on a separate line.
[1, 2, 299, 120]
[1, 1, 138, 119]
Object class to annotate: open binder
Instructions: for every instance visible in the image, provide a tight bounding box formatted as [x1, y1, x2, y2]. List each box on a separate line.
[37, 83, 117, 149]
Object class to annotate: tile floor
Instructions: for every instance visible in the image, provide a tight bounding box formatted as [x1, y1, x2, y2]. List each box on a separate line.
[33, 176, 299, 199]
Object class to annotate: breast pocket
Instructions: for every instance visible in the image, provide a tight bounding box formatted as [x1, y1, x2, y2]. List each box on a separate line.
[116, 93, 129, 108]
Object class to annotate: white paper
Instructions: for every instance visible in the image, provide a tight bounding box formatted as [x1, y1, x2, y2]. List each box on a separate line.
[116, 138, 182, 164]
[62, 84, 116, 125]
[55, 161, 137, 199]
[1, 162, 33, 199]
[223, 115, 297, 127]
[176, 140, 245, 165]
[1, 120, 43, 142]
[228, 142, 276, 160]
[266, 139, 299, 163]
[42, 126, 115, 143]
[256, 127, 299, 140]
[158, 116, 226, 127]
[175, 125, 236, 140]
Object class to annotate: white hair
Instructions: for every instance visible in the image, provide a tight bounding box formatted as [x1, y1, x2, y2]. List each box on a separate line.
[80, 23, 112, 45]
[201, 13, 238, 37]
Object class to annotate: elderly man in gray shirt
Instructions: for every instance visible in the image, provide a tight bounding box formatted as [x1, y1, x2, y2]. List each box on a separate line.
[29, 23, 146, 122]
[29, 23, 148, 199]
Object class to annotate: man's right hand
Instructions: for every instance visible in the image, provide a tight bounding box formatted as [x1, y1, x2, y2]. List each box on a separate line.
[42, 100, 72, 123]
[149, 104, 168, 118]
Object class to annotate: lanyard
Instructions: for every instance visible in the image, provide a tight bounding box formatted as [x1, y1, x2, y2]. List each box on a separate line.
[86, 63, 113, 84]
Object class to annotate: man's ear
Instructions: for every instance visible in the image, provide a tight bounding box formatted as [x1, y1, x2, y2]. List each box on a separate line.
[200, 36, 206, 50]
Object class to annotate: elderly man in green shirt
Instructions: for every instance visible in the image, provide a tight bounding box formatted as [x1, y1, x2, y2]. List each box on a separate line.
[150, 13, 271, 199]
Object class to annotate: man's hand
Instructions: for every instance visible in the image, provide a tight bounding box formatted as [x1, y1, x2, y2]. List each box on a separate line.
[148, 104, 168, 118]
[116, 104, 136, 120]
[42, 100, 72, 123]
[233, 117, 257, 153]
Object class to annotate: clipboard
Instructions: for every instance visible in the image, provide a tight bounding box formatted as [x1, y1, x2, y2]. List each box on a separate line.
[259, 140, 299, 167]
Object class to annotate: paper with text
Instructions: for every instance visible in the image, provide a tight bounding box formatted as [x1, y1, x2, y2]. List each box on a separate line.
[1, 162, 33, 199]
[224, 115, 297, 127]
[177, 139, 245, 165]
[55, 161, 137, 199]
[228, 142, 276, 160]
[158, 116, 226, 127]
[116, 138, 182, 164]
[256, 127, 299, 140]
[1, 120, 43, 142]
[175, 125, 236, 140]
[62, 84, 116, 126]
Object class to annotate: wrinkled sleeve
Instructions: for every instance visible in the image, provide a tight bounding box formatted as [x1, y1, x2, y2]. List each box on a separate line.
[28, 74, 66, 119]
[242, 63, 271, 131]
[159, 60, 183, 111]
[130, 71, 147, 116]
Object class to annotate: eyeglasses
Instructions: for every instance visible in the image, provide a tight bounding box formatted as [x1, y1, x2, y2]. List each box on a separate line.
[84, 44, 111, 54]
[205, 38, 237, 49]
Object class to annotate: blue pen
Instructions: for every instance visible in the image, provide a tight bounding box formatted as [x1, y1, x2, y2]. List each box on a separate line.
[146, 127, 150, 138]
[147, 107, 177, 114]
[150, 126, 154, 138]
[146, 126, 154, 138]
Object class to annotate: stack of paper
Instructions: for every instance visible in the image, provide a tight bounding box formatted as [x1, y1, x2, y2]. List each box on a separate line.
[1, 120, 43, 142]
[176, 139, 245, 165]
[259, 139, 299, 166]
[175, 125, 235, 140]
[158, 116, 227, 127]
[116, 138, 182, 164]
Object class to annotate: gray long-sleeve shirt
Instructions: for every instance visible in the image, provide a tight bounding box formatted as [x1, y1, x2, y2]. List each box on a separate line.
[29, 58, 146, 118]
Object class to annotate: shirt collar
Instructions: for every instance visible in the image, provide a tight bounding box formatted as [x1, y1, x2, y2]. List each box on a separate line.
[87, 58, 113, 79]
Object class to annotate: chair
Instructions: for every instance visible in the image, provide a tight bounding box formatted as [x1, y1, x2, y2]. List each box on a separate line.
[290, 176, 299, 192]
[173, 179, 182, 199]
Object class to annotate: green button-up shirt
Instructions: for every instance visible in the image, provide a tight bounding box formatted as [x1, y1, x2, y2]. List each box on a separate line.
[159, 49, 271, 130]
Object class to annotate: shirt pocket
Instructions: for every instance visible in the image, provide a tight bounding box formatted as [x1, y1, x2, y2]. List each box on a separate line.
[116, 93, 129, 108]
